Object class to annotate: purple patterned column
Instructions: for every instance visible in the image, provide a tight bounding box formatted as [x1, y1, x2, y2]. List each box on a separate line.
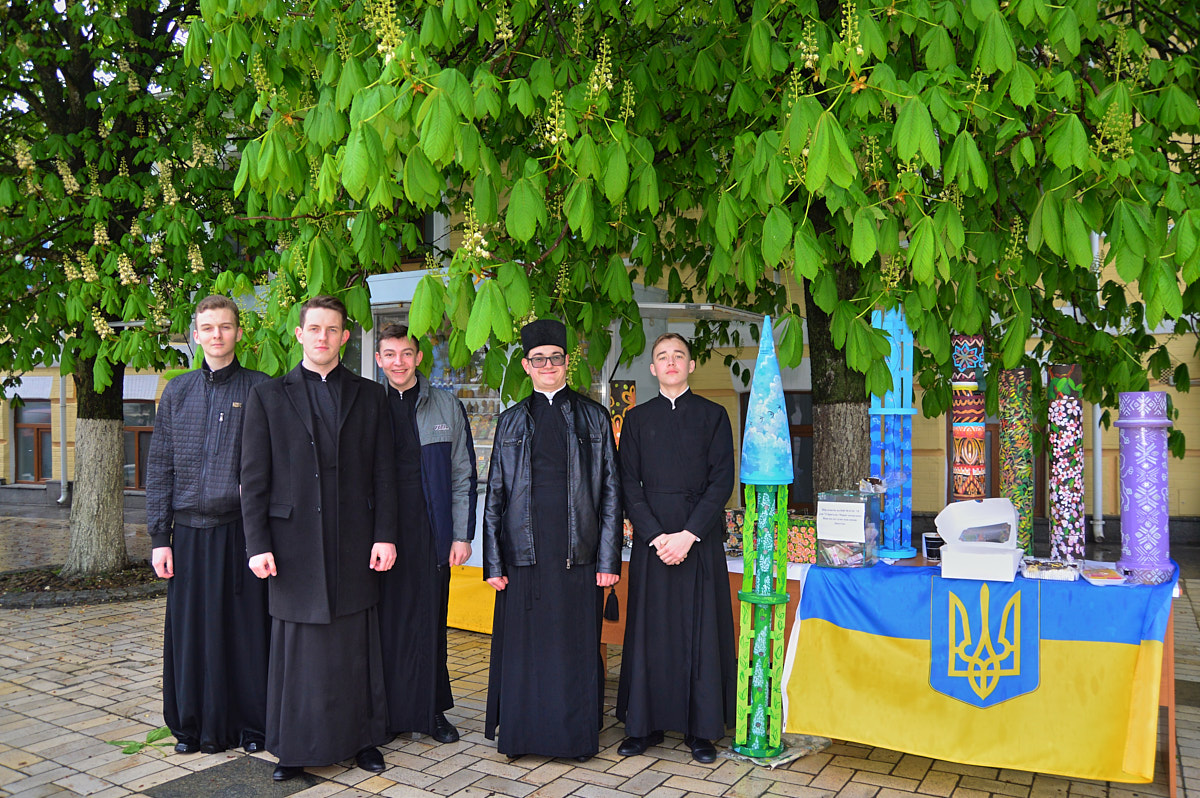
[1048, 365, 1085, 561]
[1115, 392, 1173, 584]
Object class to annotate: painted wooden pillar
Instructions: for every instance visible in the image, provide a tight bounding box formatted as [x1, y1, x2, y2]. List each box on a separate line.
[871, 309, 916, 558]
[1048, 365, 1085, 561]
[1115, 391, 1174, 584]
[999, 368, 1034, 554]
[734, 316, 792, 759]
[951, 335, 986, 501]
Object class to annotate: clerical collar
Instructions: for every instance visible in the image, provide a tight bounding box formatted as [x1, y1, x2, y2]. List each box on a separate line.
[301, 362, 343, 383]
[534, 386, 566, 405]
[660, 387, 691, 410]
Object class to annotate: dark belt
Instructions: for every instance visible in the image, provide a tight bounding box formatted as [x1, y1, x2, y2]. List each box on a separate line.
[172, 509, 242, 529]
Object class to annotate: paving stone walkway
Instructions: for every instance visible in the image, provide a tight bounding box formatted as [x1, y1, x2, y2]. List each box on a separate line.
[1, 524, 1198, 798]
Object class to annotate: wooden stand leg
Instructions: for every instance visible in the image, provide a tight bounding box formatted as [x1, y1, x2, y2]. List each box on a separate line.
[1160, 613, 1177, 798]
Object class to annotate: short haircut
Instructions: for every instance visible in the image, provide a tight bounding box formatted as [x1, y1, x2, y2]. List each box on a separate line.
[376, 323, 417, 353]
[298, 295, 348, 328]
[195, 295, 240, 326]
[651, 332, 693, 360]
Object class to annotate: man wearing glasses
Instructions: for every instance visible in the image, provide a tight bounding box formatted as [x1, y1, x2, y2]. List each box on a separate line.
[482, 319, 622, 762]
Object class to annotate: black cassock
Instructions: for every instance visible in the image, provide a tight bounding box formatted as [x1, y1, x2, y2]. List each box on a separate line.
[163, 520, 269, 752]
[615, 389, 736, 741]
[485, 392, 605, 758]
[265, 368, 389, 767]
[379, 382, 452, 738]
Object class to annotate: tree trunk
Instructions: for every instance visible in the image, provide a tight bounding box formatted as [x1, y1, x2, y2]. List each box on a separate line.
[803, 265, 869, 495]
[61, 358, 127, 578]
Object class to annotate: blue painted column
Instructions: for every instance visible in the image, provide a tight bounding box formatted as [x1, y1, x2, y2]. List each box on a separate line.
[870, 309, 917, 559]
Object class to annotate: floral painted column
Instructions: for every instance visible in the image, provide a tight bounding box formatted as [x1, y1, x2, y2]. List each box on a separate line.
[951, 335, 986, 501]
[999, 368, 1034, 554]
[1115, 392, 1174, 584]
[1048, 365, 1085, 561]
[734, 316, 793, 759]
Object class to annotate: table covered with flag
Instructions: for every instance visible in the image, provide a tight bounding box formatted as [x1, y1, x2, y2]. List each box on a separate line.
[782, 563, 1177, 782]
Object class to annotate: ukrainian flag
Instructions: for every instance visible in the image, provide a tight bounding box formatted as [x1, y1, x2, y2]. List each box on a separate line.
[783, 563, 1176, 782]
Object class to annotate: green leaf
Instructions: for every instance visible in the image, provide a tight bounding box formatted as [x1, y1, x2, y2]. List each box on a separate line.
[793, 225, 822, 279]
[1009, 63, 1036, 108]
[715, 192, 738, 251]
[341, 127, 371, 200]
[1029, 190, 1063, 255]
[419, 91, 457, 164]
[575, 134, 601, 180]
[894, 99, 938, 168]
[1114, 244, 1144, 282]
[475, 173, 497, 224]
[465, 286, 494, 351]
[761, 206, 792, 266]
[850, 207, 877, 264]
[485, 280, 514, 341]
[506, 178, 545, 242]
[601, 254, 633, 302]
[1048, 7, 1081, 58]
[336, 57, 367, 111]
[1046, 115, 1089, 170]
[908, 216, 935, 284]
[564, 179, 595, 241]
[497, 263, 532, 319]
[1062, 199, 1092, 269]
[146, 727, 172, 744]
[603, 144, 629, 204]
[410, 273, 447, 338]
[1000, 323, 1027, 368]
[976, 11, 1016, 73]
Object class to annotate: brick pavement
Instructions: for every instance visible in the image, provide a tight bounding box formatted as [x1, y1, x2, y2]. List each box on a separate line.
[1, 582, 1197, 798]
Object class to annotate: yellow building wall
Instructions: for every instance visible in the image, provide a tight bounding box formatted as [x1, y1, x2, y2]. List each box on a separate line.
[1, 367, 167, 486]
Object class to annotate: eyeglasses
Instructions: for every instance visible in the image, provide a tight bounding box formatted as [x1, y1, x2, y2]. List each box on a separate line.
[526, 353, 566, 367]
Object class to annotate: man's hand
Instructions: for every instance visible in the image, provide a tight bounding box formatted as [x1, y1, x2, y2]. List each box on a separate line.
[653, 530, 698, 566]
[597, 571, 620, 588]
[152, 546, 174, 579]
[449, 541, 472, 566]
[486, 576, 509, 591]
[249, 552, 277, 579]
[370, 542, 397, 572]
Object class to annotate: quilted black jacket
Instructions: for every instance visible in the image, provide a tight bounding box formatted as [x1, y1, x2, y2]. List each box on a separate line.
[146, 359, 269, 547]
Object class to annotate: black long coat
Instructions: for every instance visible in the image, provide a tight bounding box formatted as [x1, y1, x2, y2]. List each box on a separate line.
[241, 364, 398, 625]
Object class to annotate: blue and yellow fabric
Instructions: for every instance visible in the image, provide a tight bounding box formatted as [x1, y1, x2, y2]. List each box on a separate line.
[783, 564, 1176, 782]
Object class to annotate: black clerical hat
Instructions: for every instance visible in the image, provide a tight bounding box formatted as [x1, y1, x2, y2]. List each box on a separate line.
[521, 319, 566, 353]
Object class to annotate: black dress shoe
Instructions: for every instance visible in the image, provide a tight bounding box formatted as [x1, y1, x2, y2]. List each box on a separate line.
[355, 746, 386, 773]
[617, 730, 665, 757]
[683, 735, 717, 764]
[244, 741, 264, 754]
[173, 742, 198, 754]
[574, 755, 591, 762]
[272, 765, 303, 781]
[432, 712, 460, 744]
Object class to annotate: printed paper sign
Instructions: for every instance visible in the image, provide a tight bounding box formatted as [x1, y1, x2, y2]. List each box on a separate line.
[817, 501, 866, 543]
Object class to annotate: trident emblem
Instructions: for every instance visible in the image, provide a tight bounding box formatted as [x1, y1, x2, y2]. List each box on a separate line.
[947, 584, 1021, 700]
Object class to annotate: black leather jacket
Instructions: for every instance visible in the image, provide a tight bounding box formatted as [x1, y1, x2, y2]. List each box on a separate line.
[483, 388, 622, 579]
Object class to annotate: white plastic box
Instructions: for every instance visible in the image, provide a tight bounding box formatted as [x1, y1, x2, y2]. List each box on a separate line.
[935, 498, 1022, 582]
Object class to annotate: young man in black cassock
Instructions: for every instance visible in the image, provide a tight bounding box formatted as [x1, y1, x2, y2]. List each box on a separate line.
[615, 332, 736, 764]
[241, 296, 398, 782]
[375, 324, 478, 744]
[483, 319, 622, 761]
[147, 295, 270, 755]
